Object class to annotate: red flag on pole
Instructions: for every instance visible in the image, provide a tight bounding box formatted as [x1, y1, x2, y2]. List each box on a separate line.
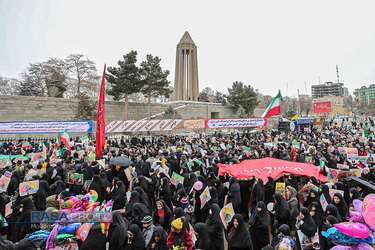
[96, 64, 106, 158]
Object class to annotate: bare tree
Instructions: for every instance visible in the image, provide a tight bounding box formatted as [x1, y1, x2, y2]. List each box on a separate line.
[66, 54, 98, 97]
[18, 58, 68, 97]
[0, 77, 21, 95]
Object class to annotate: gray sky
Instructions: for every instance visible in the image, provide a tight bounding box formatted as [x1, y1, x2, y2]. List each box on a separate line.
[1, 0, 375, 98]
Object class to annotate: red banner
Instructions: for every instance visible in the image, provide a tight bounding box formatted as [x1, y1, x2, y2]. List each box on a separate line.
[96, 65, 106, 158]
[313, 101, 332, 113]
[218, 157, 327, 182]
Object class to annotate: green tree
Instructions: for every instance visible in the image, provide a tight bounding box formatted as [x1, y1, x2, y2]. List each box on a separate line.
[226, 81, 259, 116]
[199, 87, 213, 102]
[139, 54, 171, 119]
[163, 106, 180, 119]
[74, 93, 97, 120]
[106, 51, 142, 120]
[213, 90, 226, 105]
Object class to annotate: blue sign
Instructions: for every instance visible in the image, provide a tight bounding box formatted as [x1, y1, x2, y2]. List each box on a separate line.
[296, 119, 313, 124]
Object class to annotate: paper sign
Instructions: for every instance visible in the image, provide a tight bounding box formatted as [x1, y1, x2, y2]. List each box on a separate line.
[84, 180, 92, 190]
[5, 202, 12, 217]
[298, 182, 318, 194]
[4, 171, 12, 179]
[275, 182, 286, 198]
[0, 176, 10, 192]
[124, 167, 133, 182]
[320, 194, 328, 211]
[292, 142, 300, 149]
[189, 223, 197, 244]
[346, 148, 359, 163]
[200, 186, 211, 209]
[337, 164, 349, 170]
[329, 188, 344, 199]
[359, 156, 368, 163]
[171, 172, 184, 186]
[305, 156, 312, 164]
[126, 191, 131, 201]
[68, 173, 83, 185]
[220, 202, 235, 228]
[19, 180, 39, 196]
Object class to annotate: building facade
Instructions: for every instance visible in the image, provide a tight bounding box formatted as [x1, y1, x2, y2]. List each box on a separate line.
[311, 82, 345, 98]
[354, 84, 375, 107]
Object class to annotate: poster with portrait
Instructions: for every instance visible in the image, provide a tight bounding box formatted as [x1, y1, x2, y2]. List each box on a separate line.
[220, 202, 235, 228]
[19, 180, 39, 196]
[68, 173, 83, 185]
[200, 186, 211, 209]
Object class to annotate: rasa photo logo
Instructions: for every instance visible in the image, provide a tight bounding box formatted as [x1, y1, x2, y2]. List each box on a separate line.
[31, 210, 112, 224]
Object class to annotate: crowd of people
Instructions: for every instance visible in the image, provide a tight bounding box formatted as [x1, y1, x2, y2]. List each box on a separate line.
[0, 121, 374, 250]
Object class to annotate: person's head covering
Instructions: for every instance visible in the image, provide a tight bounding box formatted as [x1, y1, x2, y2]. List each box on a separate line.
[21, 197, 36, 212]
[278, 224, 291, 237]
[227, 214, 252, 249]
[194, 222, 211, 250]
[80, 223, 106, 250]
[171, 217, 184, 232]
[326, 215, 338, 226]
[326, 204, 342, 222]
[332, 192, 348, 219]
[299, 207, 317, 237]
[141, 215, 153, 227]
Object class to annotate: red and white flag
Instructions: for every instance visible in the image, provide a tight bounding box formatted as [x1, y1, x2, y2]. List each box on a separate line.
[60, 129, 71, 152]
[261, 91, 281, 118]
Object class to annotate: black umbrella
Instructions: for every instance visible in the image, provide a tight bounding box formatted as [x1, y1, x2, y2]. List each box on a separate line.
[109, 157, 132, 167]
[347, 177, 375, 194]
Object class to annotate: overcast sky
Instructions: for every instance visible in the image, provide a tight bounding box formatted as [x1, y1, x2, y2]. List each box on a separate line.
[1, 0, 375, 98]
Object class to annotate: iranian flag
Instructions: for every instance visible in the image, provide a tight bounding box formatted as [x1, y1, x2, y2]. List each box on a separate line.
[60, 129, 71, 152]
[42, 141, 49, 156]
[261, 91, 281, 118]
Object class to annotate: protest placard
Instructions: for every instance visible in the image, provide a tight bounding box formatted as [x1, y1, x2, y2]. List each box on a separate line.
[200, 186, 211, 209]
[19, 180, 39, 196]
[220, 203, 235, 228]
[68, 173, 83, 185]
[171, 172, 184, 186]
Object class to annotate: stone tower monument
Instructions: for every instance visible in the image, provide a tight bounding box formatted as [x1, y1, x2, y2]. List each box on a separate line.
[174, 31, 199, 101]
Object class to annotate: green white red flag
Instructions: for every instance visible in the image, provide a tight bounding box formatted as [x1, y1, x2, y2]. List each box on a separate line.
[261, 91, 281, 118]
[60, 129, 71, 152]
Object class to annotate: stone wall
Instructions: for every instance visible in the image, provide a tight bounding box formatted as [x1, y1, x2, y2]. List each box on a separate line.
[0, 95, 280, 137]
[0, 95, 235, 122]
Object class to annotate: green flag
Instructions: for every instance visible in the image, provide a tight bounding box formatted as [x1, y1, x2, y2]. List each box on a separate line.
[364, 123, 368, 138]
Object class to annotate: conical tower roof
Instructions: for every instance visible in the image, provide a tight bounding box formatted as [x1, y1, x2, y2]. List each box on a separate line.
[178, 31, 195, 45]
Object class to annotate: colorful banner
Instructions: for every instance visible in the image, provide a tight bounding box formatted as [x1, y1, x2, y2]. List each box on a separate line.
[205, 118, 266, 129]
[292, 142, 300, 149]
[200, 186, 211, 209]
[19, 180, 39, 196]
[171, 172, 184, 186]
[313, 101, 332, 113]
[220, 203, 235, 228]
[275, 182, 286, 198]
[0, 121, 93, 134]
[68, 173, 83, 185]
[218, 158, 327, 182]
[0, 176, 10, 192]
